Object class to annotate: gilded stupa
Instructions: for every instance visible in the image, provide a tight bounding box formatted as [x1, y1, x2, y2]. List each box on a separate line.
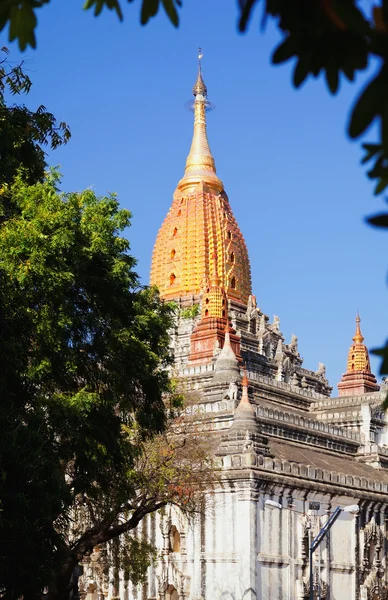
[150, 52, 251, 305]
[337, 314, 379, 396]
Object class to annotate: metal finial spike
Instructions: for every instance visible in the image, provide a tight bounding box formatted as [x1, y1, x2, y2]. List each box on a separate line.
[353, 312, 364, 344]
[192, 48, 207, 97]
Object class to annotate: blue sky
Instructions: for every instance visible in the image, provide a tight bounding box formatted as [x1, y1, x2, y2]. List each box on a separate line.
[3, 0, 388, 392]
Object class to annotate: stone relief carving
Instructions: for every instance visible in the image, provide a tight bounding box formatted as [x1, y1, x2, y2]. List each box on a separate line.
[317, 362, 327, 378]
[271, 315, 280, 332]
[302, 578, 328, 599]
[79, 545, 109, 600]
[363, 570, 388, 600]
[289, 333, 299, 354]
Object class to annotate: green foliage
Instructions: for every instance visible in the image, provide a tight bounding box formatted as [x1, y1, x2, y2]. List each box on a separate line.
[0, 171, 177, 597]
[268, 0, 369, 93]
[0, 49, 71, 189]
[111, 535, 157, 585]
[1, 0, 182, 50]
[180, 304, 200, 319]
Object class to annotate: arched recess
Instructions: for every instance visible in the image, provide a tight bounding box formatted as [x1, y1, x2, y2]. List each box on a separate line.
[166, 585, 179, 600]
[169, 525, 181, 552]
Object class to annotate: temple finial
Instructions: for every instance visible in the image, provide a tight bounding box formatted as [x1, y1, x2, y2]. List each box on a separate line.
[178, 50, 223, 192]
[353, 312, 364, 344]
[192, 48, 207, 97]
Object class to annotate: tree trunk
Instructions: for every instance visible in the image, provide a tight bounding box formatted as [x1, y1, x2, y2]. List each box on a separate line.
[46, 557, 77, 600]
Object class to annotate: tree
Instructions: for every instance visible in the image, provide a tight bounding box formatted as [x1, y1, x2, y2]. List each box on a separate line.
[0, 47, 70, 191]
[0, 171, 210, 599]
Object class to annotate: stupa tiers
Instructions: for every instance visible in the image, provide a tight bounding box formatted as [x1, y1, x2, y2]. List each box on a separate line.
[79, 55, 388, 600]
[150, 54, 251, 306]
[337, 314, 379, 396]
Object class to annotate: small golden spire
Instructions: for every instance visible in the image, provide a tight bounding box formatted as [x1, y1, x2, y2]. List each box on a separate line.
[338, 312, 379, 395]
[240, 367, 250, 405]
[353, 312, 364, 344]
[344, 312, 371, 374]
[177, 49, 223, 193]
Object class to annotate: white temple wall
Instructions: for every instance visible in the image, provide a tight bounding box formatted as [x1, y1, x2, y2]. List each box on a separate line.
[79, 484, 388, 600]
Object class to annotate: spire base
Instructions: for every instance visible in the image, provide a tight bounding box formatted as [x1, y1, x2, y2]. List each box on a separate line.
[337, 371, 379, 397]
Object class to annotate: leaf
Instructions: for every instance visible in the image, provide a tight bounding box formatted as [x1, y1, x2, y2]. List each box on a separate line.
[374, 178, 388, 195]
[325, 64, 339, 94]
[332, 0, 371, 35]
[293, 56, 310, 88]
[342, 62, 355, 82]
[371, 343, 388, 375]
[140, 0, 159, 24]
[367, 213, 388, 227]
[238, 0, 259, 33]
[272, 35, 296, 65]
[348, 71, 385, 139]
[161, 0, 179, 26]
[361, 143, 381, 165]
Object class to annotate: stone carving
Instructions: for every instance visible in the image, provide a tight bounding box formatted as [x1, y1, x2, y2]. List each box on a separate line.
[302, 578, 328, 599]
[362, 519, 384, 579]
[289, 333, 298, 353]
[316, 362, 327, 378]
[243, 430, 254, 452]
[270, 315, 280, 331]
[275, 339, 283, 364]
[79, 545, 109, 600]
[363, 570, 388, 600]
[236, 480, 260, 502]
[156, 570, 169, 600]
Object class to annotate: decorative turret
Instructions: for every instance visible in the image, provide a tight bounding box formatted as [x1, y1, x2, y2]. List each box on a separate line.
[150, 50, 251, 304]
[201, 253, 227, 320]
[217, 369, 271, 459]
[337, 314, 379, 396]
[211, 323, 241, 382]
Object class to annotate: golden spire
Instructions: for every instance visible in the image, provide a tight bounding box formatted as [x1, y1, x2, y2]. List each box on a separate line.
[352, 312, 364, 344]
[337, 313, 379, 396]
[177, 49, 223, 192]
[346, 312, 371, 373]
[150, 52, 252, 305]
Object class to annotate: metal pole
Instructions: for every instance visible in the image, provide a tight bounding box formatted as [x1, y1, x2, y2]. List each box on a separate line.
[309, 507, 342, 600]
[309, 542, 314, 600]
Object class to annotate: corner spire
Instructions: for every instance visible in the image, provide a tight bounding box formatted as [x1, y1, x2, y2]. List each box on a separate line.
[177, 49, 223, 193]
[337, 313, 379, 396]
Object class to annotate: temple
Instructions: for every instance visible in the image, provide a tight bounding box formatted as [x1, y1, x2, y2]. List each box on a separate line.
[80, 55, 388, 600]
